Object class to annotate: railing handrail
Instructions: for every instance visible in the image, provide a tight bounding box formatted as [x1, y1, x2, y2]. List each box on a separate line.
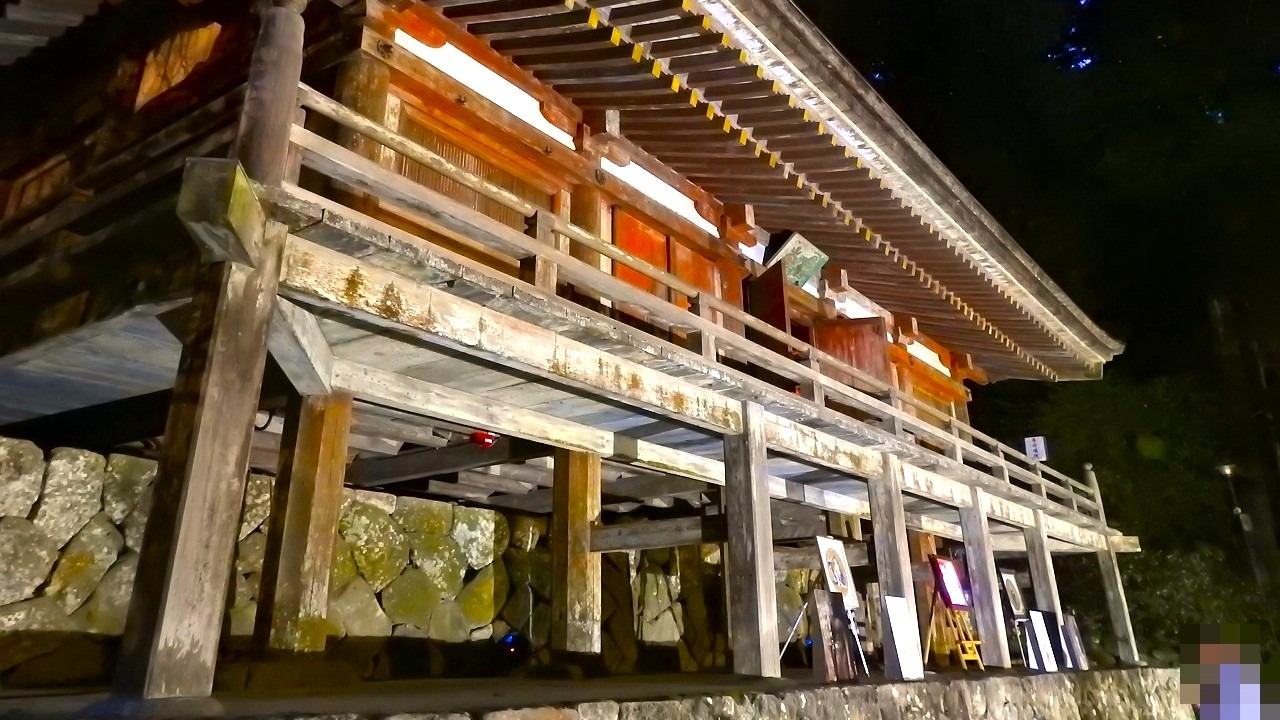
[292, 82, 1102, 522]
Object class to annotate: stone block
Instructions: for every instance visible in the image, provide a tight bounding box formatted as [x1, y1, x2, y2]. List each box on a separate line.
[427, 600, 471, 643]
[381, 568, 448, 630]
[395, 496, 454, 541]
[331, 535, 359, 595]
[509, 514, 546, 553]
[43, 513, 123, 613]
[236, 529, 268, 575]
[409, 534, 468, 599]
[0, 437, 43, 519]
[483, 709, 577, 720]
[0, 596, 74, 670]
[32, 448, 105, 548]
[457, 561, 509, 628]
[340, 502, 409, 592]
[452, 506, 500, 569]
[123, 485, 152, 552]
[2, 636, 109, 688]
[239, 472, 274, 540]
[71, 551, 138, 635]
[329, 577, 391, 638]
[0, 517, 58, 606]
[102, 454, 156, 524]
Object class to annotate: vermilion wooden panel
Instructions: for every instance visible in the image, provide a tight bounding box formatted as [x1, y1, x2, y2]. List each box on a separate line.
[669, 238, 716, 311]
[613, 209, 668, 295]
[812, 316, 892, 391]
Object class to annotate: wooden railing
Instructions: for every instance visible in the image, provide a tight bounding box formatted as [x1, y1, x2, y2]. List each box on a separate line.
[292, 83, 1106, 527]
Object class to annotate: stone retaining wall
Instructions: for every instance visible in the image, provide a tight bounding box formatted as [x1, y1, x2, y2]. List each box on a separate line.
[0, 438, 748, 688]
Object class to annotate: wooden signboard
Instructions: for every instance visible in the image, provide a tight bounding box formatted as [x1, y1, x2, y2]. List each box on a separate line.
[809, 589, 857, 682]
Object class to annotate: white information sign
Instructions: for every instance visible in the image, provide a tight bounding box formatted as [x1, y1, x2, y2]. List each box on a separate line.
[884, 595, 925, 680]
[1024, 436, 1048, 462]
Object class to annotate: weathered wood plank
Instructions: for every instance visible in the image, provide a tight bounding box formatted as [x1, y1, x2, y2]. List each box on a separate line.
[870, 453, 920, 681]
[1024, 509, 1063, 620]
[551, 448, 601, 653]
[1098, 542, 1139, 664]
[959, 487, 1012, 668]
[256, 393, 352, 652]
[723, 401, 780, 677]
[117, 228, 285, 698]
[268, 298, 334, 395]
[116, 0, 303, 696]
[278, 236, 742, 433]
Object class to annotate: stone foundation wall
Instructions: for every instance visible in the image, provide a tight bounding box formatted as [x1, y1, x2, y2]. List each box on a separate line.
[196, 668, 1193, 720]
[0, 438, 545, 688]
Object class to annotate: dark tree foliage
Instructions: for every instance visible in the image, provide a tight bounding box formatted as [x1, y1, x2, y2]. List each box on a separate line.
[792, 0, 1280, 659]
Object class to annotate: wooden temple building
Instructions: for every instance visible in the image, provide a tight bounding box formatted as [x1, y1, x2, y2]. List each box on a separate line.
[0, 0, 1139, 702]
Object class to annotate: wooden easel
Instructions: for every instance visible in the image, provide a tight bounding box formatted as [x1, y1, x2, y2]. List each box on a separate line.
[923, 588, 984, 670]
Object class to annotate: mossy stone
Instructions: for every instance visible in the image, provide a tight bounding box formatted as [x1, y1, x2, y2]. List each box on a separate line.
[330, 535, 358, 595]
[380, 568, 446, 630]
[339, 503, 409, 592]
[409, 534, 467, 600]
[394, 496, 453, 541]
[427, 600, 471, 643]
[450, 506, 498, 569]
[457, 561, 508, 629]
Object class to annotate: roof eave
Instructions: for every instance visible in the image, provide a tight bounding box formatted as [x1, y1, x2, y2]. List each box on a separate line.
[693, 0, 1124, 370]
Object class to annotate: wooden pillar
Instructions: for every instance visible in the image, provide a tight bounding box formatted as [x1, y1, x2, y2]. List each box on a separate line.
[333, 50, 393, 211]
[551, 448, 602, 653]
[255, 393, 353, 652]
[1024, 510, 1063, 621]
[870, 452, 919, 680]
[116, 0, 305, 699]
[723, 401, 780, 677]
[959, 488, 1011, 668]
[1097, 541, 1139, 664]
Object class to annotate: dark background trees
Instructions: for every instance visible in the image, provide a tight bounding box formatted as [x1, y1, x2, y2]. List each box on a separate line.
[790, 0, 1280, 659]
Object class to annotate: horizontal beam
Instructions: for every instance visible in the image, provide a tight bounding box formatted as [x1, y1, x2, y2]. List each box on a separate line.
[346, 437, 550, 488]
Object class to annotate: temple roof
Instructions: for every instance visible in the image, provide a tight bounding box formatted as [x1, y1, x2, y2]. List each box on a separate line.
[424, 0, 1124, 381]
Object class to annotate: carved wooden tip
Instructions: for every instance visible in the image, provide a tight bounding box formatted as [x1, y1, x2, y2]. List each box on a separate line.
[176, 158, 265, 267]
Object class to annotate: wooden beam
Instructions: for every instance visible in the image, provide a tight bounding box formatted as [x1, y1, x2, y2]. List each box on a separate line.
[256, 393, 352, 652]
[959, 488, 1011, 668]
[346, 437, 549, 488]
[278, 236, 742, 434]
[1024, 509, 1063, 621]
[722, 401, 780, 677]
[117, 226, 286, 698]
[551, 448, 601, 653]
[870, 453, 920, 681]
[268, 298, 334, 396]
[1098, 541, 1139, 664]
[115, 0, 303, 698]
[176, 159, 265, 267]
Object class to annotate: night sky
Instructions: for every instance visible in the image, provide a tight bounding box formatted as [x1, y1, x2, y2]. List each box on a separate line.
[791, 0, 1280, 381]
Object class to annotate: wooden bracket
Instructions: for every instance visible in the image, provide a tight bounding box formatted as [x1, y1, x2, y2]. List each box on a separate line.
[176, 158, 265, 267]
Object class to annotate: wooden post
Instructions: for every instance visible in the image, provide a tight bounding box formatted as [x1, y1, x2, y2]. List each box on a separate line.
[870, 452, 919, 680]
[1084, 462, 1107, 527]
[723, 401, 780, 677]
[520, 209, 560, 292]
[1097, 541, 1139, 664]
[255, 393, 353, 652]
[116, 0, 305, 699]
[1024, 509, 1063, 621]
[551, 448, 602, 653]
[959, 488, 1011, 668]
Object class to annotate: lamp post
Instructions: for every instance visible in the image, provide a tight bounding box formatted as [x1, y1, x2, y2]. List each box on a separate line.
[1217, 463, 1267, 585]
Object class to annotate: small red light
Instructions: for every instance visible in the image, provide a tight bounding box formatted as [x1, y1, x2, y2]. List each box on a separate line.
[470, 431, 499, 448]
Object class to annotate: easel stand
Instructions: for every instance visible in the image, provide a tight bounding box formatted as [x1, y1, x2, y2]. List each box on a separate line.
[923, 589, 984, 670]
[808, 589, 869, 681]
